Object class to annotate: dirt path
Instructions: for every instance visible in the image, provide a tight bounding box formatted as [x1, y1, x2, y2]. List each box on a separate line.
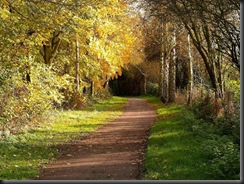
[37, 98, 156, 180]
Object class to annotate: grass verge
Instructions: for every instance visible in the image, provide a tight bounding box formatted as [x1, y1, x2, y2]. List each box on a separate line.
[0, 96, 128, 180]
[141, 96, 210, 180]
[142, 96, 240, 180]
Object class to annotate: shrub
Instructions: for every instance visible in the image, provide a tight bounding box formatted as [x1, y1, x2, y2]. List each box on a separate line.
[181, 108, 214, 137]
[191, 92, 215, 122]
[202, 136, 240, 180]
[175, 90, 186, 105]
[215, 111, 240, 145]
[185, 98, 240, 180]
[0, 62, 72, 136]
[147, 83, 158, 96]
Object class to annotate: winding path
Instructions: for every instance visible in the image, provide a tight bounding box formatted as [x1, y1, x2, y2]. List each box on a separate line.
[37, 98, 156, 180]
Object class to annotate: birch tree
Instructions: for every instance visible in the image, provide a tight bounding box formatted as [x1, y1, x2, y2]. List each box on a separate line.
[168, 27, 177, 103]
[187, 34, 194, 106]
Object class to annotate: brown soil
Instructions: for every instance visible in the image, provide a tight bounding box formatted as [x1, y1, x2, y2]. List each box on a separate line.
[37, 98, 156, 180]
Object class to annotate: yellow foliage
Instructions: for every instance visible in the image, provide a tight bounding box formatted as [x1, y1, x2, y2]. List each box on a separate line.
[0, 0, 144, 133]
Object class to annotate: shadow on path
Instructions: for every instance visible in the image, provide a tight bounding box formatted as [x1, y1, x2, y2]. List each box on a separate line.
[37, 98, 156, 180]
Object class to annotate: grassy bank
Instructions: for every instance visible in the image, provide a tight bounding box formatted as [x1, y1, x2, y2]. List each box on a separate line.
[142, 96, 240, 180]
[0, 96, 128, 180]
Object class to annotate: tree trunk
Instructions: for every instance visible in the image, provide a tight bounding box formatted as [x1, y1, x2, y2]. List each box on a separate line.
[158, 53, 164, 97]
[143, 75, 147, 95]
[43, 45, 51, 65]
[215, 52, 224, 98]
[185, 23, 223, 99]
[159, 21, 168, 103]
[75, 38, 80, 92]
[42, 31, 61, 65]
[187, 34, 194, 106]
[90, 81, 94, 96]
[168, 28, 176, 103]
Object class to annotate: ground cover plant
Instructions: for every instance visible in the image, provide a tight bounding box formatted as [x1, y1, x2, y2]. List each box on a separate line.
[0, 96, 127, 180]
[142, 96, 240, 180]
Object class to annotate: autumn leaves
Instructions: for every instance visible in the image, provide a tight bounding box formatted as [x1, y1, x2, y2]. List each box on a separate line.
[0, 0, 143, 133]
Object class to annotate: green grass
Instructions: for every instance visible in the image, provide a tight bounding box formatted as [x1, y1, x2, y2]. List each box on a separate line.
[141, 96, 209, 180]
[0, 96, 128, 180]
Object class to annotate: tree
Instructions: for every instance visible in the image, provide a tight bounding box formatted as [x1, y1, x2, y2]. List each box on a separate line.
[168, 27, 177, 102]
[163, 0, 240, 99]
[201, 0, 240, 71]
[0, 0, 145, 132]
[187, 34, 194, 106]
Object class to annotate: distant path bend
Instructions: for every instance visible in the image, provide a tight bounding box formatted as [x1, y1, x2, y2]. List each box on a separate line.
[38, 98, 156, 180]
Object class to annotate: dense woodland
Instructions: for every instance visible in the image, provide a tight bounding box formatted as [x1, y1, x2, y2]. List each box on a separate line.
[0, 0, 240, 180]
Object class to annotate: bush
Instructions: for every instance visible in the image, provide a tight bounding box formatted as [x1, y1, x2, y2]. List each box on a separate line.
[185, 99, 240, 180]
[147, 83, 158, 96]
[191, 93, 215, 122]
[0, 62, 72, 136]
[185, 112, 240, 180]
[202, 136, 240, 180]
[215, 111, 240, 145]
[181, 108, 215, 137]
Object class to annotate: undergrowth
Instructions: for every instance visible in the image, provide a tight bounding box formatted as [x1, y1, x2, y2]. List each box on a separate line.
[142, 96, 240, 180]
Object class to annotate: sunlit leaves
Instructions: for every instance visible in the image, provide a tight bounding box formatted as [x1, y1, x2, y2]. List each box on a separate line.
[0, 0, 144, 133]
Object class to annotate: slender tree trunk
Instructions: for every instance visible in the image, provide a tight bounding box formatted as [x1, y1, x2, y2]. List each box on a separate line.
[187, 34, 194, 106]
[218, 63, 224, 98]
[75, 38, 80, 92]
[158, 53, 164, 97]
[103, 77, 109, 89]
[213, 52, 224, 116]
[159, 22, 168, 103]
[143, 75, 147, 95]
[159, 47, 168, 103]
[168, 28, 176, 103]
[24, 55, 32, 83]
[215, 53, 224, 98]
[158, 22, 164, 98]
[90, 81, 94, 96]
